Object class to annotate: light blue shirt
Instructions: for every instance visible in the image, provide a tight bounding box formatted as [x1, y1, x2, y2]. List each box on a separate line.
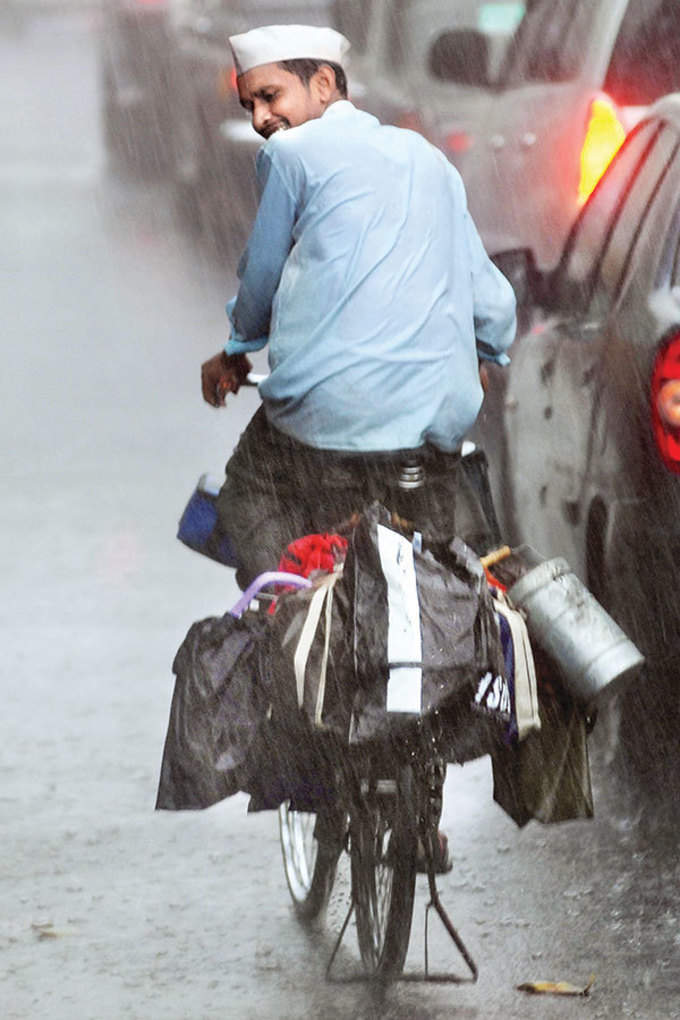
[225, 100, 515, 452]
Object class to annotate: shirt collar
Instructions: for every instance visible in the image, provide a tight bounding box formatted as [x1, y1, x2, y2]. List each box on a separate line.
[322, 99, 356, 119]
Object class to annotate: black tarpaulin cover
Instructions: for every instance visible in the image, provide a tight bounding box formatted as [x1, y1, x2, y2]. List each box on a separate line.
[155, 603, 342, 814]
[156, 503, 591, 819]
[347, 503, 507, 756]
[156, 505, 510, 813]
[263, 568, 356, 738]
[155, 610, 270, 811]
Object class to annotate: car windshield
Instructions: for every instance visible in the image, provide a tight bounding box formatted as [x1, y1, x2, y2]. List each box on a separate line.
[498, 0, 599, 86]
[383, 0, 525, 85]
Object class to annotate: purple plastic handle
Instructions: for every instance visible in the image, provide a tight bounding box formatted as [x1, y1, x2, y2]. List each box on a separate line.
[228, 571, 312, 618]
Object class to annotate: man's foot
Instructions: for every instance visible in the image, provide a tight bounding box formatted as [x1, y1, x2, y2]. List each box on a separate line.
[416, 830, 452, 874]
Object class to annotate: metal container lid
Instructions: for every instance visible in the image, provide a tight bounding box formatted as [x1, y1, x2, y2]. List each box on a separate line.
[508, 557, 570, 608]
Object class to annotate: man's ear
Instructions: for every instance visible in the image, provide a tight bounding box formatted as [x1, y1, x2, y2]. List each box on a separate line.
[311, 64, 337, 103]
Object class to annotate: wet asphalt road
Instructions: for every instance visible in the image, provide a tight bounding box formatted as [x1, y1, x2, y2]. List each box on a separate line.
[1, 9, 679, 1019]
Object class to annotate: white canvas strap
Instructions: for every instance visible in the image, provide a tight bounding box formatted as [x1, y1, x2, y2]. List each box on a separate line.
[495, 594, 540, 740]
[293, 572, 340, 721]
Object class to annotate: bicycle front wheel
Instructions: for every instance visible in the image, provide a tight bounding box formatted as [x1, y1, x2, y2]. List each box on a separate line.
[278, 803, 339, 921]
[350, 764, 418, 979]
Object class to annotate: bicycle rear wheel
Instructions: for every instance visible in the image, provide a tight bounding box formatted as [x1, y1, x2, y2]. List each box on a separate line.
[278, 803, 339, 921]
[350, 764, 418, 979]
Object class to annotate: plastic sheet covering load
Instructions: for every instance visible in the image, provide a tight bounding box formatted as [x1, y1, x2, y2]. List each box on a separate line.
[155, 611, 268, 810]
[345, 504, 510, 761]
[158, 509, 596, 819]
[155, 602, 339, 814]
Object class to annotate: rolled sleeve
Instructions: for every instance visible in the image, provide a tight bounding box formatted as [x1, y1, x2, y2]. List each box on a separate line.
[228, 143, 300, 349]
[224, 297, 265, 356]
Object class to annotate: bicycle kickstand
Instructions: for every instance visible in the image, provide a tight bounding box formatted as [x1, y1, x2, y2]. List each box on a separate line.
[411, 831, 478, 984]
[325, 897, 356, 981]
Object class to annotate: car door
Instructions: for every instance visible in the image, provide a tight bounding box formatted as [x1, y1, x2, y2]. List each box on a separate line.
[504, 118, 664, 567]
[549, 123, 680, 521]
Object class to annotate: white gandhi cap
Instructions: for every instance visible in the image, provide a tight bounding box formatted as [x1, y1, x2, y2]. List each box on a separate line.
[228, 24, 350, 76]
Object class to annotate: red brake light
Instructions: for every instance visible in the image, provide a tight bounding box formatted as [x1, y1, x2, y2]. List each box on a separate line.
[651, 332, 680, 472]
[445, 131, 472, 154]
[578, 96, 626, 204]
[217, 66, 239, 100]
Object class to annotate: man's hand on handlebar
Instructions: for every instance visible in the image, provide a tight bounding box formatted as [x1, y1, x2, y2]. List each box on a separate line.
[201, 351, 252, 408]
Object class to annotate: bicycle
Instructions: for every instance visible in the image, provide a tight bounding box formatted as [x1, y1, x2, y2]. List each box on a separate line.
[266, 456, 499, 984]
[180, 440, 499, 985]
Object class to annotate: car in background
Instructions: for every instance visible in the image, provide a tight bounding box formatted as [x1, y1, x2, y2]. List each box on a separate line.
[166, 0, 344, 251]
[99, 0, 517, 249]
[99, 0, 181, 174]
[335, 0, 517, 137]
[484, 94, 680, 691]
[426, 0, 680, 280]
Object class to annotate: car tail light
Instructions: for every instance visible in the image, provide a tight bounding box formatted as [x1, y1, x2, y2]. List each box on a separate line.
[578, 96, 626, 204]
[217, 66, 239, 100]
[445, 131, 472, 154]
[651, 331, 680, 472]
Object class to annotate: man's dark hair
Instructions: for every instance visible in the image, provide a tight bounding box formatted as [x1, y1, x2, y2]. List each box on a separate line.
[278, 58, 348, 98]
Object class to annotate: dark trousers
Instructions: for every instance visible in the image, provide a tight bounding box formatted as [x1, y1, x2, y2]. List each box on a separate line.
[217, 407, 494, 590]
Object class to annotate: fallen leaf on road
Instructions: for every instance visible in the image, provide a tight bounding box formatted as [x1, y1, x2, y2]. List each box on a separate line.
[31, 922, 76, 940]
[517, 975, 595, 997]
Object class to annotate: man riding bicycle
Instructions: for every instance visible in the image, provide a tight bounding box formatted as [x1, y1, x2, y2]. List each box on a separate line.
[200, 23, 517, 595]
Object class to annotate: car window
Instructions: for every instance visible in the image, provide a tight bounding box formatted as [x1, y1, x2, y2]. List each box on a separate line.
[604, 0, 680, 106]
[334, 0, 373, 54]
[500, 0, 598, 86]
[592, 126, 680, 315]
[382, 0, 522, 83]
[631, 138, 680, 292]
[557, 120, 660, 309]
